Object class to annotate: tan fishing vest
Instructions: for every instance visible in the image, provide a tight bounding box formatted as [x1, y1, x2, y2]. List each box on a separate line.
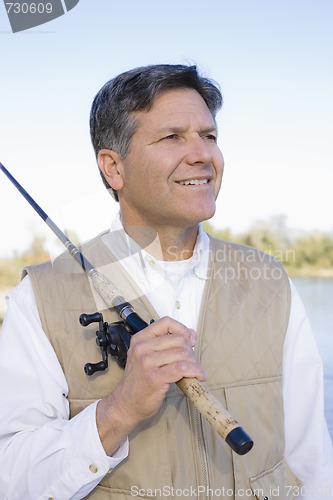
[25, 234, 301, 499]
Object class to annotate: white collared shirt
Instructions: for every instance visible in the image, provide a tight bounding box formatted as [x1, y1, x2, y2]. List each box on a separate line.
[101, 214, 209, 330]
[0, 215, 332, 499]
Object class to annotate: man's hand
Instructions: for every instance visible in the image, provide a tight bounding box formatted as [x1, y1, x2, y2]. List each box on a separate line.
[96, 317, 207, 455]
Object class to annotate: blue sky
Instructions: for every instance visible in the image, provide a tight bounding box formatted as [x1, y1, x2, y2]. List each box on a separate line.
[0, 0, 332, 257]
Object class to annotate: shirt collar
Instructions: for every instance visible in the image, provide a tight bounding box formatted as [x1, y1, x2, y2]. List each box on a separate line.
[191, 224, 210, 280]
[104, 211, 209, 281]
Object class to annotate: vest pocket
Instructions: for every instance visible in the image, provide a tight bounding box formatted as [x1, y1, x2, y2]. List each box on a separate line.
[249, 458, 302, 499]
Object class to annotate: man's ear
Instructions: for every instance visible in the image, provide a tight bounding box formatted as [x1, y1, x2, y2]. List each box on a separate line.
[97, 149, 124, 191]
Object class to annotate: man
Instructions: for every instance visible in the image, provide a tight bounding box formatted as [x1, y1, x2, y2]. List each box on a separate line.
[0, 64, 332, 499]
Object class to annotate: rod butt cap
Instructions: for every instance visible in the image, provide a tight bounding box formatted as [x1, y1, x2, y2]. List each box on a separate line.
[225, 427, 254, 455]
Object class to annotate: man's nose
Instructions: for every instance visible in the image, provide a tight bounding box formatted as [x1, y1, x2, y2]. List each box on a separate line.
[185, 135, 214, 165]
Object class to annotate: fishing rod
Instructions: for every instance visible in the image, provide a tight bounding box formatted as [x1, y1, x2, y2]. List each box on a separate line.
[0, 162, 254, 455]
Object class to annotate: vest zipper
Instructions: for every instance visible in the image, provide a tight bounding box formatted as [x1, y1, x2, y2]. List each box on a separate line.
[192, 239, 212, 499]
[194, 407, 210, 500]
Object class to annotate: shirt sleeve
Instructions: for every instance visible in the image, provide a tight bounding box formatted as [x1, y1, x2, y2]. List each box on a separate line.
[283, 279, 333, 499]
[0, 275, 128, 500]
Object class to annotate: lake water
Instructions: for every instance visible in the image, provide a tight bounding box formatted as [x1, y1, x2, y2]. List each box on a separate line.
[292, 277, 333, 441]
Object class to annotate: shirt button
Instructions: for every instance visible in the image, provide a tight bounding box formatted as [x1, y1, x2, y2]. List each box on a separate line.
[175, 300, 181, 309]
[89, 464, 99, 473]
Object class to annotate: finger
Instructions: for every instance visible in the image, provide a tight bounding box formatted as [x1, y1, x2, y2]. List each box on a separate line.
[138, 341, 197, 370]
[129, 329, 196, 365]
[154, 359, 207, 384]
[138, 316, 197, 345]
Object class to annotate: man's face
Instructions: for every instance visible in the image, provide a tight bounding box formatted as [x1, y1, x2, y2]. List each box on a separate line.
[116, 88, 224, 230]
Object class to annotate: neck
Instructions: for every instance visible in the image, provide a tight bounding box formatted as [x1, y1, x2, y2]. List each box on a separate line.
[120, 214, 199, 261]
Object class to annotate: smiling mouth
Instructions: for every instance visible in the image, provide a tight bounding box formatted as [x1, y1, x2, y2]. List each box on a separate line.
[177, 179, 209, 186]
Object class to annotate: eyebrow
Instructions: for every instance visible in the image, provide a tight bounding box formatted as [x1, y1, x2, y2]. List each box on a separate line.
[154, 125, 218, 137]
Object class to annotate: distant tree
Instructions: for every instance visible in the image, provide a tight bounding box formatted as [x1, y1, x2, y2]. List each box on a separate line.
[293, 232, 333, 269]
[0, 234, 52, 287]
[202, 221, 233, 241]
[20, 234, 50, 265]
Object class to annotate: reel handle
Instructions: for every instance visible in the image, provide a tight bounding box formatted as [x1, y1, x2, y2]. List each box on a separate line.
[79, 312, 103, 327]
[84, 361, 108, 376]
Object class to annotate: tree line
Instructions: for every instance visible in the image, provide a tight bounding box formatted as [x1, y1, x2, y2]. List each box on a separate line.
[204, 215, 333, 277]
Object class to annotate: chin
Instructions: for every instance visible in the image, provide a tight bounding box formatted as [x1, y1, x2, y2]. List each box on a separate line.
[171, 202, 216, 227]
[197, 206, 216, 223]
[185, 212, 216, 227]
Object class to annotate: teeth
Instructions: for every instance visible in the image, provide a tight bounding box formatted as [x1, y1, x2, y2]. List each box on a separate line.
[178, 179, 208, 185]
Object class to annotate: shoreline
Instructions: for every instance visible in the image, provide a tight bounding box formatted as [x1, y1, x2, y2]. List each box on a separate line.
[285, 268, 333, 279]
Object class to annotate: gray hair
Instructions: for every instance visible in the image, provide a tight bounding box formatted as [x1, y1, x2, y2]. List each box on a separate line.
[90, 64, 223, 201]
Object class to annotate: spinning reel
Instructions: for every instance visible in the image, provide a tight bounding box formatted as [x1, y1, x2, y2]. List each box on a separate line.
[79, 312, 133, 375]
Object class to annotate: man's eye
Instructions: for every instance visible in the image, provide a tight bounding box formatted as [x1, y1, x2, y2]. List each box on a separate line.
[163, 134, 179, 140]
[205, 134, 217, 142]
